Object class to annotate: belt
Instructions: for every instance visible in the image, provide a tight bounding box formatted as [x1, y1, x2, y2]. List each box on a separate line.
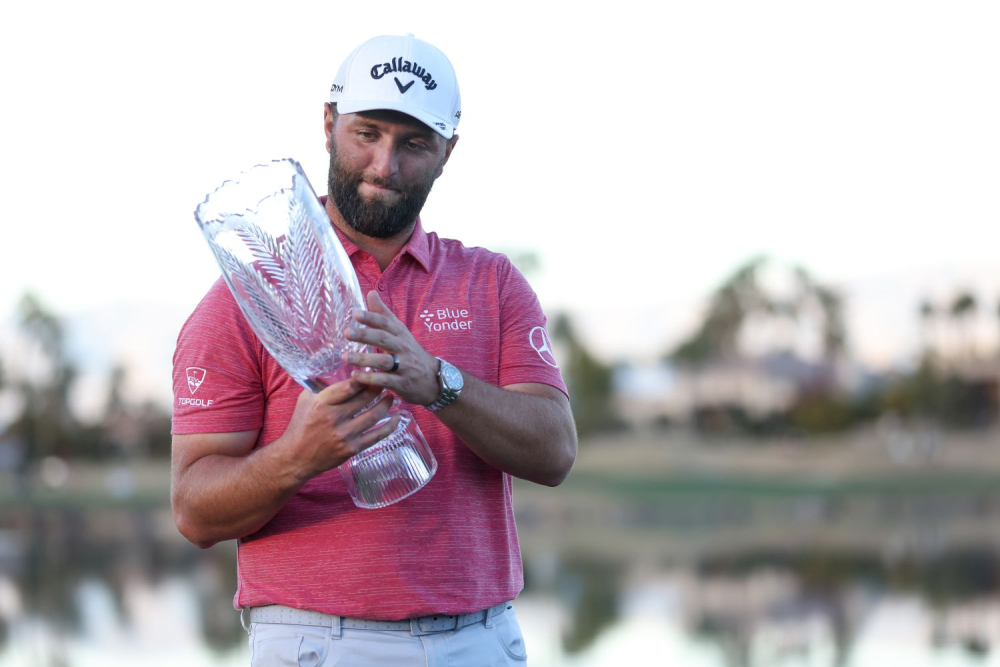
[247, 601, 510, 635]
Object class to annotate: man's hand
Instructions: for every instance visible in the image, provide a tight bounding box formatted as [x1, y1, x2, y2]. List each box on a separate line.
[343, 290, 440, 407]
[281, 379, 399, 479]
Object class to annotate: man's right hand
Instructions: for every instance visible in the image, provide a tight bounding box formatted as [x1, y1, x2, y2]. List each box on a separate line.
[171, 378, 397, 549]
[281, 380, 399, 481]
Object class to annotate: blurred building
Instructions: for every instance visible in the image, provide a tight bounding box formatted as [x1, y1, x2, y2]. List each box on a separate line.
[613, 351, 870, 429]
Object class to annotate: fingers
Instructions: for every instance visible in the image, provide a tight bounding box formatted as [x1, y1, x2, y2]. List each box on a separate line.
[347, 348, 440, 407]
[353, 414, 401, 453]
[366, 290, 387, 313]
[340, 389, 397, 456]
[351, 291, 401, 335]
[352, 310, 392, 330]
[349, 366, 399, 389]
[310, 380, 386, 420]
[348, 322, 401, 354]
[343, 290, 439, 406]
[347, 322, 395, 350]
[314, 378, 367, 404]
[343, 387, 390, 417]
[306, 383, 394, 443]
[348, 391, 395, 433]
[343, 350, 397, 371]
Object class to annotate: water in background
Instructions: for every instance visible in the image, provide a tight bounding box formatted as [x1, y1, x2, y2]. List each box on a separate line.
[3, 428, 1000, 667]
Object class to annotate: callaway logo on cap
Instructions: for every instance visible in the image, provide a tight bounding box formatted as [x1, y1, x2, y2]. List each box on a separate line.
[329, 34, 462, 139]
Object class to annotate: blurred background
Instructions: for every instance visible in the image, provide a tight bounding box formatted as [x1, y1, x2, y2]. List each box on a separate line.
[2, 1, 999, 665]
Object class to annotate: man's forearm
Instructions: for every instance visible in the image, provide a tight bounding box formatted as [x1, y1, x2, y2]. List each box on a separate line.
[434, 375, 577, 486]
[171, 382, 397, 549]
[172, 437, 307, 548]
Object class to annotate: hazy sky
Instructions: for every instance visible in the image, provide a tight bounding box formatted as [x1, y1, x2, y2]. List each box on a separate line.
[2, 1, 999, 406]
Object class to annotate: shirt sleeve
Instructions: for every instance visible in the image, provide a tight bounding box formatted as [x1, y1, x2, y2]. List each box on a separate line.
[171, 278, 266, 435]
[496, 258, 569, 397]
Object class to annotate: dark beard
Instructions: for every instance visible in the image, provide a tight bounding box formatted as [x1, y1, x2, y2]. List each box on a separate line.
[327, 143, 440, 239]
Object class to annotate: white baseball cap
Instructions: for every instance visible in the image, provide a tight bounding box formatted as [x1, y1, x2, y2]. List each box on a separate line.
[329, 34, 461, 139]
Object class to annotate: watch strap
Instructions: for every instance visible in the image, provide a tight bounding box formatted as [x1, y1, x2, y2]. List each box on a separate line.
[427, 357, 461, 413]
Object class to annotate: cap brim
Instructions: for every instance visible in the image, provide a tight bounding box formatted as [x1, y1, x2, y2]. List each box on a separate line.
[337, 99, 455, 139]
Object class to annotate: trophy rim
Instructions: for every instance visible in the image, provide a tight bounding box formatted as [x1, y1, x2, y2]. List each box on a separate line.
[193, 157, 317, 230]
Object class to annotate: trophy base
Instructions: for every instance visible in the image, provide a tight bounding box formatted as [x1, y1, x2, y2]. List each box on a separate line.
[339, 410, 437, 509]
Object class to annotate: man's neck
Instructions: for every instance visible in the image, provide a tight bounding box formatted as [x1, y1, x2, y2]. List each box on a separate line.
[325, 198, 414, 272]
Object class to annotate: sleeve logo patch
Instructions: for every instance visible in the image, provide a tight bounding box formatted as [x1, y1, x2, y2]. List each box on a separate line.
[186, 367, 207, 394]
[529, 327, 559, 368]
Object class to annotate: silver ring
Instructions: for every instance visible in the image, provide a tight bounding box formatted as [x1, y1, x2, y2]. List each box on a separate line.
[389, 354, 400, 373]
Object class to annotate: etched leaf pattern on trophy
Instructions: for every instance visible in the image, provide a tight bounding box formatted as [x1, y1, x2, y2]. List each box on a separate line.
[202, 187, 360, 386]
[209, 224, 299, 354]
[236, 222, 287, 289]
[285, 196, 334, 344]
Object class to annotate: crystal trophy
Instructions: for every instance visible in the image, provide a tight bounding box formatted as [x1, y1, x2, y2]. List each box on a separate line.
[194, 158, 436, 509]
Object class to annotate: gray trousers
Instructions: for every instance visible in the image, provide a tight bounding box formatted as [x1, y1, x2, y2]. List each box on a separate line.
[245, 603, 527, 666]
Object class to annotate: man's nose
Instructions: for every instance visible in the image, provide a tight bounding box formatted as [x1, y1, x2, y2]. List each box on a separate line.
[368, 141, 399, 180]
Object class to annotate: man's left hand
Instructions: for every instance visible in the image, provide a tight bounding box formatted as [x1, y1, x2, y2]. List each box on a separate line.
[343, 290, 441, 407]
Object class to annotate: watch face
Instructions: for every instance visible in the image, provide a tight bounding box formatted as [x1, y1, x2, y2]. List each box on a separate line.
[442, 363, 463, 391]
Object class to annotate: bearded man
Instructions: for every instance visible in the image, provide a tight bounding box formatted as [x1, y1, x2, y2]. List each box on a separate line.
[170, 34, 577, 667]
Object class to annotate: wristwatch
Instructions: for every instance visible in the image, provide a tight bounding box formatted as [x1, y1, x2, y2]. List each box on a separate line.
[426, 357, 463, 413]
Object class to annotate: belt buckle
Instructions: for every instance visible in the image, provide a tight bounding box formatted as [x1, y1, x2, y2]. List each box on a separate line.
[411, 613, 458, 636]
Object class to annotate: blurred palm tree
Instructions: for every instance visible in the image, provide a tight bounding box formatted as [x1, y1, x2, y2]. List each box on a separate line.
[669, 256, 769, 365]
[6, 293, 80, 460]
[668, 257, 846, 364]
[550, 313, 619, 437]
[792, 267, 847, 362]
[919, 298, 936, 357]
[950, 290, 978, 361]
[18, 292, 66, 367]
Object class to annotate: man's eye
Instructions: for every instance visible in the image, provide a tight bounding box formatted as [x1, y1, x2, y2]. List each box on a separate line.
[406, 141, 428, 151]
[357, 130, 376, 140]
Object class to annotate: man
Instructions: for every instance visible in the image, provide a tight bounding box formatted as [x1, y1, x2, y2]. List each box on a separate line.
[171, 34, 577, 666]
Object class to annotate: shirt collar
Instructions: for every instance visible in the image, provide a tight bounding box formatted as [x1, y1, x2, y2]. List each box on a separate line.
[401, 219, 431, 272]
[321, 195, 431, 273]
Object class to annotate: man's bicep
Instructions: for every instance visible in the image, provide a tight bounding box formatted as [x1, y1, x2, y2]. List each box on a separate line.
[503, 382, 571, 407]
[172, 430, 260, 473]
[503, 383, 574, 430]
[502, 382, 578, 476]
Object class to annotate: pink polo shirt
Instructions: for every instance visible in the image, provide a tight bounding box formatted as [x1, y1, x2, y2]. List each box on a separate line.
[172, 218, 567, 620]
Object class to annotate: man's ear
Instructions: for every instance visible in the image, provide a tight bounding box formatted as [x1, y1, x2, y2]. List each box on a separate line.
[324, 103, 336, 154]
[436, 134, 459, 177]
